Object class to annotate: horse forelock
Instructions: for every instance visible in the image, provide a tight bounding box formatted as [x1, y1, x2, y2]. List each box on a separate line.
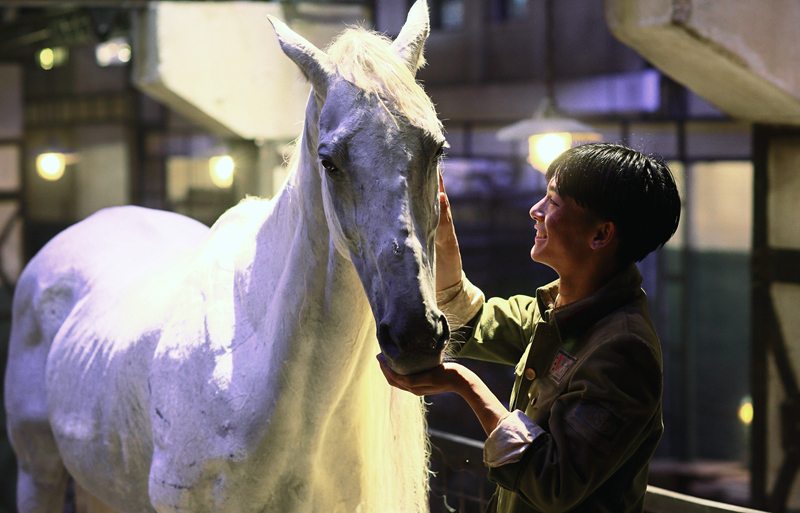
[325, 27, 443, 142]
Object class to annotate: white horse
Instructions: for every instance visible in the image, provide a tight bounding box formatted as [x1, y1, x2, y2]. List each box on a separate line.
[4, 2, 449, 511]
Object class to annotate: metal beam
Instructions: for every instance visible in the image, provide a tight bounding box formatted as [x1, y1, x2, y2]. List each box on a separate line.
[645, 486, 766, 513]
[750, 124, 769, 510]
[751, 124, 800, 512]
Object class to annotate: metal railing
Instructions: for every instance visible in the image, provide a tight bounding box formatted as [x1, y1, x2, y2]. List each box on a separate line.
[428, 429, 492, 513]
[644, 487, 766, 513]
[427, 429, 768, 513]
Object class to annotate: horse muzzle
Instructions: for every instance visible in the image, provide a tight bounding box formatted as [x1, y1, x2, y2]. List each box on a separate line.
[377, 312, 450, 375]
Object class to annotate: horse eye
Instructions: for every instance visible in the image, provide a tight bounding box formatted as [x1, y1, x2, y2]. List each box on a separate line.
[434, 146, 445, 159]
[321, 160, 338, 173]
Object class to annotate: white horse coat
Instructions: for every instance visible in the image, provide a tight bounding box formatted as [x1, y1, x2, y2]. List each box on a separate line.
[4, 2, 448, 511]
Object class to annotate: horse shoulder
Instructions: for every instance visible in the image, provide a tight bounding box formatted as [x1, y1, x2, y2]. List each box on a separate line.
[148, 266, 267, 452]
[146, 281, 278, 510]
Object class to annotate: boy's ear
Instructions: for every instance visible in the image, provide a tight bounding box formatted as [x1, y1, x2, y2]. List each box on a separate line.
[590, 221, 616, 249]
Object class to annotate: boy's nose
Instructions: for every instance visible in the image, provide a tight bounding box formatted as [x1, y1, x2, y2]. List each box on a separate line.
[530, 200, 544, 220]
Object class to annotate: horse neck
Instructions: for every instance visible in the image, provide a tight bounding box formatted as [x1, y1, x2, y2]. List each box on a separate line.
[283, 94, 370, 330]
[228, 94, 427, 511]
[242, 94, 429, 511]
[242, 93, 373, 387]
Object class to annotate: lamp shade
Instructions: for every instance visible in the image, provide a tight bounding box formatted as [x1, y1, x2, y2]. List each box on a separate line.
[497, 98, 602, 173]
[496, 117, 600, 142]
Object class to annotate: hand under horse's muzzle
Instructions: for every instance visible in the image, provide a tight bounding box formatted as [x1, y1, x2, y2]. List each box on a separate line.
[377, 312, 450, 375]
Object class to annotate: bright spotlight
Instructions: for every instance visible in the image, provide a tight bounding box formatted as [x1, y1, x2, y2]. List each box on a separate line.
[37, 47, 68, 70]
[739, 399, 753, 425]
[95, 38, 132, 67]
[528, 132, 571, 173]
[210, 156, 234, 189]
[36, 153, 66, 181]
[118, 44, 131, 63]
[39, 48, 54, 70]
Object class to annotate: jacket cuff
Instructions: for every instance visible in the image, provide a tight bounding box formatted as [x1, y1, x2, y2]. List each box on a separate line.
[436, 272, 485, 330]
[484, 410, 545, 468]
[487, 446, 534, 494]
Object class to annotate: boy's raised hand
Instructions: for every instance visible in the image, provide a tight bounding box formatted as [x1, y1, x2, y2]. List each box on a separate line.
[435, 173, 463, 291]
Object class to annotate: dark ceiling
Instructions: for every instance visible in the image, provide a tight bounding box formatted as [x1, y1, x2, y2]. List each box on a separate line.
[0, 1, 372, 59]
[0, 6, 134, 59]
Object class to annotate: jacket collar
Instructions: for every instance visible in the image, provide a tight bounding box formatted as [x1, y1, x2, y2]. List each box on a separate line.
[536, 263, 644, 340]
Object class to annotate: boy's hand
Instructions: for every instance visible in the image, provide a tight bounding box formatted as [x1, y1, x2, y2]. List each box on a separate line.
[376, 354, 464, 397]
[376, 353, 510, 436]
[436, 173, 463, 291]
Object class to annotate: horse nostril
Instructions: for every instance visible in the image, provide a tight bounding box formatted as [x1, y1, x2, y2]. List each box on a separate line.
[378, 322, 397, 349]
[380, 316, 449, 353]
[434, 314, 450, 351]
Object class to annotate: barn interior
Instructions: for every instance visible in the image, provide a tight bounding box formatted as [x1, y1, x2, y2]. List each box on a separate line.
[0, 1, 799, 512]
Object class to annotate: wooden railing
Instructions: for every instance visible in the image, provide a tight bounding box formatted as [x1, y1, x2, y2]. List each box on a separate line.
[428, 429, 768, 513]
[644, 486, 767, 513]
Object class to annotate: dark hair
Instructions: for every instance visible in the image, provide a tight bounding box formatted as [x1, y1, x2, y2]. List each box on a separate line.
[546, 143, 681, 264]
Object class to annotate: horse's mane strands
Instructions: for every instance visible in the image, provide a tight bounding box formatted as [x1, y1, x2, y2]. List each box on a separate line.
[326, 27, 443, 139]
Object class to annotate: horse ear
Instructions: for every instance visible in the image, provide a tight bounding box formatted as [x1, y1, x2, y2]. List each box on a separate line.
[391, 0, 430, 74]
[268, 15, 332, 94]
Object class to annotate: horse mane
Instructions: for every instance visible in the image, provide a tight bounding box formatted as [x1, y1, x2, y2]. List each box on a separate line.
[326, 27, 444, 140]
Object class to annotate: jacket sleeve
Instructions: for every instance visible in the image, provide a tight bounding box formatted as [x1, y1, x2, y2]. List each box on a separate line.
[486, 333, 663, 512]
[452, 293, 539, 367]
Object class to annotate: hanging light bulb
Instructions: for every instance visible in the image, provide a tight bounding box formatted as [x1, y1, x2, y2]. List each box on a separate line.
[37, 47, 68, 70]
[209, 155, 234, 188]
[529, 133, 570, 172]
[34, 139, 78, 181]
[95, 37, 132, 67]
[498, 98, 601, 173]
[738, 396, 753, 425]
[36, 153, 66, 181]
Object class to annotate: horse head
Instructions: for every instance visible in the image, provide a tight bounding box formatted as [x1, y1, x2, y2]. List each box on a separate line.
[269, 0, 449, 375]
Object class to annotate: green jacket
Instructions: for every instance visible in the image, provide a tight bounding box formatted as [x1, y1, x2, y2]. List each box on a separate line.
[455, 264, 663, 513]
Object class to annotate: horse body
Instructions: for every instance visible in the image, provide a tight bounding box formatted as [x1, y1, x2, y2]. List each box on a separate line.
[5, 2, 443, 511]
[7, 206, 209, 511]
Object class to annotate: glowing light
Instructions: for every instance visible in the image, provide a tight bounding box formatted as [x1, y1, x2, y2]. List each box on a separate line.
[528, 132, 571, 173]
[36, 153, 66, 181]
[95, 38, 132, 67]
[39, 48, 54, 70]
[210, 156, 234, 188]
[118, 44, 131, 63]
[739, 400, 753, 425]
[96, 45, 111, 67]
[38, 47, 68, 70]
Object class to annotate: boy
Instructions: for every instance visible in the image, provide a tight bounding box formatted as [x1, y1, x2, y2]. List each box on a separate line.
[379, 143, 681, 512]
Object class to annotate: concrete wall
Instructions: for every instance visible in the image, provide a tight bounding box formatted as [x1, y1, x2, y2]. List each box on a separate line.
[133, 2, 369, 141]
[606, 0, 800, 125]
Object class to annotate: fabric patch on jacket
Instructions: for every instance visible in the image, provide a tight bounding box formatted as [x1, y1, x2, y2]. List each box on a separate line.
[566, 398, 629, 455]
[548, 348, 577, 384]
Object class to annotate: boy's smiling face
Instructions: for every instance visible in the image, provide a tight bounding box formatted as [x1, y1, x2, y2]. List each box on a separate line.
[529, 178, 602, 277]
